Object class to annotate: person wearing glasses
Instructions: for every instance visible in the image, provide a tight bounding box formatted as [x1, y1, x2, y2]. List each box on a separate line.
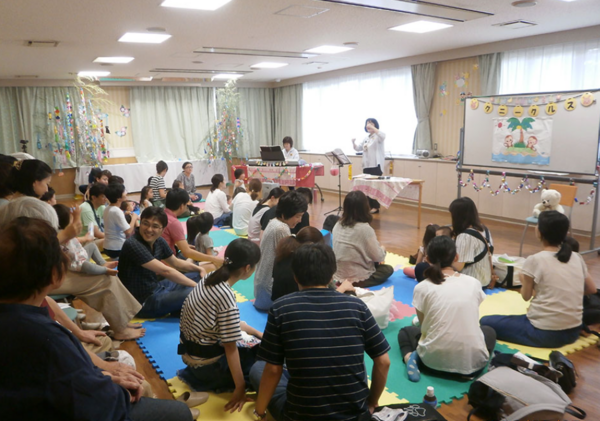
[176, 161, 202, 202]
[117, 207, 207, 318]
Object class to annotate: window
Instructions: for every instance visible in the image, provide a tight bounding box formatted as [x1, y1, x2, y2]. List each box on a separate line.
[302, 67, 417, 155]
[500, 38, 600, 94]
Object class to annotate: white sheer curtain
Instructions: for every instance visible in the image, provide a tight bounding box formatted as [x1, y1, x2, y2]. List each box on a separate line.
[238, 88, 274, 159]
[273, 84, 303, 150]
[500, 38, 600, 94]
[130, 87, 214, 163]
[303, 67, 416, 155]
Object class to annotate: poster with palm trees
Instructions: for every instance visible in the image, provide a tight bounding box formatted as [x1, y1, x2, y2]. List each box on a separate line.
[492, 117, 552, 165]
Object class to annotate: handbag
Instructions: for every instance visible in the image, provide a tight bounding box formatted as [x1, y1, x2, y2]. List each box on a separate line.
[354, 286, 394, 329]
[549, 351, 577, 394]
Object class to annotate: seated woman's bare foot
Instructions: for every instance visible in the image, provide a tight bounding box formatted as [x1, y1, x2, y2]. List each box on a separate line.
[128, 323, 144, 329]
[113, 327, 146, 340]
[104, 261, 119, 269]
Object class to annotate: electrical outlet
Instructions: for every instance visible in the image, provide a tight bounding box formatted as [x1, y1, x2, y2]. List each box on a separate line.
[434, 143, 438, 151]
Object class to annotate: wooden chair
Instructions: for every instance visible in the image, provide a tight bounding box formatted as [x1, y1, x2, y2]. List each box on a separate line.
[518, 183, 578, 256]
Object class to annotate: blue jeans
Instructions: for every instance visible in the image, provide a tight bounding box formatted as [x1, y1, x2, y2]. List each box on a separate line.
[129, 396, 192, 421]
[480, 314, 581, 348]
[178, 347, 258, 393]
[249, 360, 289, 421]
[136, 279, 195, 318]
[214, 212, 232, 227]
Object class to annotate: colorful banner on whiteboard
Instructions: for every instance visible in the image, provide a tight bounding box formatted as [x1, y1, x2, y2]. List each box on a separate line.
[492, 117, 552, 166]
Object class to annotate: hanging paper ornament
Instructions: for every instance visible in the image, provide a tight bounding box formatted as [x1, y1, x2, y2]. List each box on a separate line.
[439, 82, 448, 97]
[498, 105, 508, 117]
[581, 92, 595, 107]
[545, 102, 557, 115]
[470, 98, 479, 110]
[484, 102, 494, 114]
[528, 104, 539, 117]
[564, 98, 577, 111]
[513, 105, 524, 117]
[120, 105, 130, 117]
[115, 127, 128, 137]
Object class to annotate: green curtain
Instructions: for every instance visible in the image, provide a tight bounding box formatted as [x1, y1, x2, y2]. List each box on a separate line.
[0, 87, 21, 155]
[238, 87, 274, 159]
[273, 84, 303, 150]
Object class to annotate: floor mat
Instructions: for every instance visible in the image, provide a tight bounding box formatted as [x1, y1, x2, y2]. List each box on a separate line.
[136, 317, 183, 380]
[480, 290, 600, 360]
[364, 316, 516, 405]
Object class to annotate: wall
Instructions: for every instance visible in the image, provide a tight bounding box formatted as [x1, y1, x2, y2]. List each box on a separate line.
[102, 87, 135, 156]
[430, 56, 481, 157]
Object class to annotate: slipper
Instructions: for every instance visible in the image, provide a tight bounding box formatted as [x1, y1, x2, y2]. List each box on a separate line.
[177, 391, 210, 408]
[190, 408, 200, 420]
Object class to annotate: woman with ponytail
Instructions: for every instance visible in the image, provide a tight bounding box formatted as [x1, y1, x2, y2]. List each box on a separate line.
[481, 211, 596, 348]
[178, 238, 262, 413]
[398, 236, 496, 382]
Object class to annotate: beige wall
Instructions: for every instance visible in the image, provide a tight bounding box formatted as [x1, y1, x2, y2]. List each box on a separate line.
[430, 56, 481, 157]
[102, 87, 134, 152]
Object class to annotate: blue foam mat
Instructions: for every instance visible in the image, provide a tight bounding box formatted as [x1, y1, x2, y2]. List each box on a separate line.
[238, 301, 269, 332]
[136, 317, 183, 380]
[209, 229, 239, 247]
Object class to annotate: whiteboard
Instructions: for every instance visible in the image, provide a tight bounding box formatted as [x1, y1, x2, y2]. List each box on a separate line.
[463, 90, 600, 175]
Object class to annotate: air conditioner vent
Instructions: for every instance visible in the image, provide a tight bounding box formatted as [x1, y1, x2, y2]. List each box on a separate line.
[24, 40, 59, 48]
[493, 20, 537, 29]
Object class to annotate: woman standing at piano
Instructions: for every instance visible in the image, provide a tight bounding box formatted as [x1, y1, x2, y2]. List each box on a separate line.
[351, 118, 386, 214]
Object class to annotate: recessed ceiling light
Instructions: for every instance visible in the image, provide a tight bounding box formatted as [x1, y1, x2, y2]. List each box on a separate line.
[304, 45, 354, 54]
[93, 57, 134, 64]
[251, 62, 289, 69]
[161, 0, 232, 10]
[389, 20, 452, 33]
[118, 32, 172, 44]
[78, 71, 111, 77]
[198, 46, 317, 59]
[512, 0, 537, 7]
[212, 73, 244, 80]
[137, 77, 154, 81]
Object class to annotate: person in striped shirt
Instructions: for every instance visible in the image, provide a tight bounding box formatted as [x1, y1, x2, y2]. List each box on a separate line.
[178, 238, 263, 414]
[251, 243, 391, 421]
[148, 160, 168, 207]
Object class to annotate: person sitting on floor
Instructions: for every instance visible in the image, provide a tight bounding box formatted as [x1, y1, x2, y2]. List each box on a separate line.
[117, 207, 207, 319]
[233, 168, 246, 191]
[481, 211, 596, 348]
[251, 243, 391, 421]
[162, 189, 222, 271]
[404, 224, 453, 281]
[80, 182, 107, 240]
[253, 190, 308, 311]
[178, 238, 263, 413]
[54, 204, 118, 276]
[0, 197, 145, 341]
[7, 158, 53, 200]
[332, 191, 393, 288]
[398, 236, 496, 383]
[449, 197, 497, 288]
[103, 183, 138, 259]
[148, 160, 168, 207]
[260, 186, 311, 236]
[176, 161, 202, 202]
[231, 179, 262, 237]
[205, 174, 232, 227]
[139, 186, 153, 214]
[0, 217, 193, 421]
[248, 187, 284, 245]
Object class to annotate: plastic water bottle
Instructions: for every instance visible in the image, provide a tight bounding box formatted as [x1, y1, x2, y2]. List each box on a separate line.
[423, 386, 437, 407]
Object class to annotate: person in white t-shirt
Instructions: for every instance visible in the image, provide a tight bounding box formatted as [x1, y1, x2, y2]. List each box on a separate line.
[398, 235, 496, 382]
[282, 136, 299, 162]
[231, 179, 262, 236]
[481, 210, 597, 348]
[103, 183, 138, 259]
[204, 174, 232, 227]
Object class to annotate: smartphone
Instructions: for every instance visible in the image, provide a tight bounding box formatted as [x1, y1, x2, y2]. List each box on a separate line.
[88, 222, 95, 236]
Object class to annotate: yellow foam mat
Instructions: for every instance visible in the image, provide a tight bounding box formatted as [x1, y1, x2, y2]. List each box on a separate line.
[480, 290, 599, 360]
[224, 228, 247, 238]
[234, 291, 249, 303]
[168, 376, 272, 420]
[385, 252, 410, 269]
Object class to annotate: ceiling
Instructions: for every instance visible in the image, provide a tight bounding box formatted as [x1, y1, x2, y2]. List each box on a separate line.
[1, 0, 600, 84]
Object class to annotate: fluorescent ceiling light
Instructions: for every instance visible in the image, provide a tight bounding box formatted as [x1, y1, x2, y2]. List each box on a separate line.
[212, 73, 244, 80]
[198, 47, 317, 59]
[161, 0, 232, 10]
[389, 20, 452, 33]
[93, 57, 134, 64]
[251, 62, 289, 69]
[118, 32, 172, 44]
[78, 71, 111, 77]
[304, 45, 353, 54]
[137, 77, 154, 81]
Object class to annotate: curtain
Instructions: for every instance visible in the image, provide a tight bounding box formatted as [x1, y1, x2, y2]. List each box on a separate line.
[303, 67, 416, 155]
[411, 62, 437, 152]
[273, 84, 303, 150]
[130, 87, 214, 163]
[500, 38, 600, 94]
[479, 53, 502, 96]
[237, 88, 274, 159]
[0, 87, 21, 155]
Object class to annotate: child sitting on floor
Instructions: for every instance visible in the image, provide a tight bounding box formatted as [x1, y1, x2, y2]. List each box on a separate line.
[193, 212, 217, 256]
[139, 186, 153, 213]
[398, 235, 496, 382]
[404, 224, 451, 280]
[54, 204, 118, 276]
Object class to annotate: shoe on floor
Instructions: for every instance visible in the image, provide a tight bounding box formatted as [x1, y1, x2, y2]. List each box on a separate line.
[177, 391, 209, 408]
[190, 408, 200, 420]
[370, 208, 380, 214]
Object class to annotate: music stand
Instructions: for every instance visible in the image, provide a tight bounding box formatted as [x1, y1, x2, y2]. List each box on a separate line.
[324, 148, 351, 215]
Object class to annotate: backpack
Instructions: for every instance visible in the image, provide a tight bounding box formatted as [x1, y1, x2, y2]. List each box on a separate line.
[583, 289, 600, 325]
[467, 367, 586, 421]
[463, 227, 494, 267]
